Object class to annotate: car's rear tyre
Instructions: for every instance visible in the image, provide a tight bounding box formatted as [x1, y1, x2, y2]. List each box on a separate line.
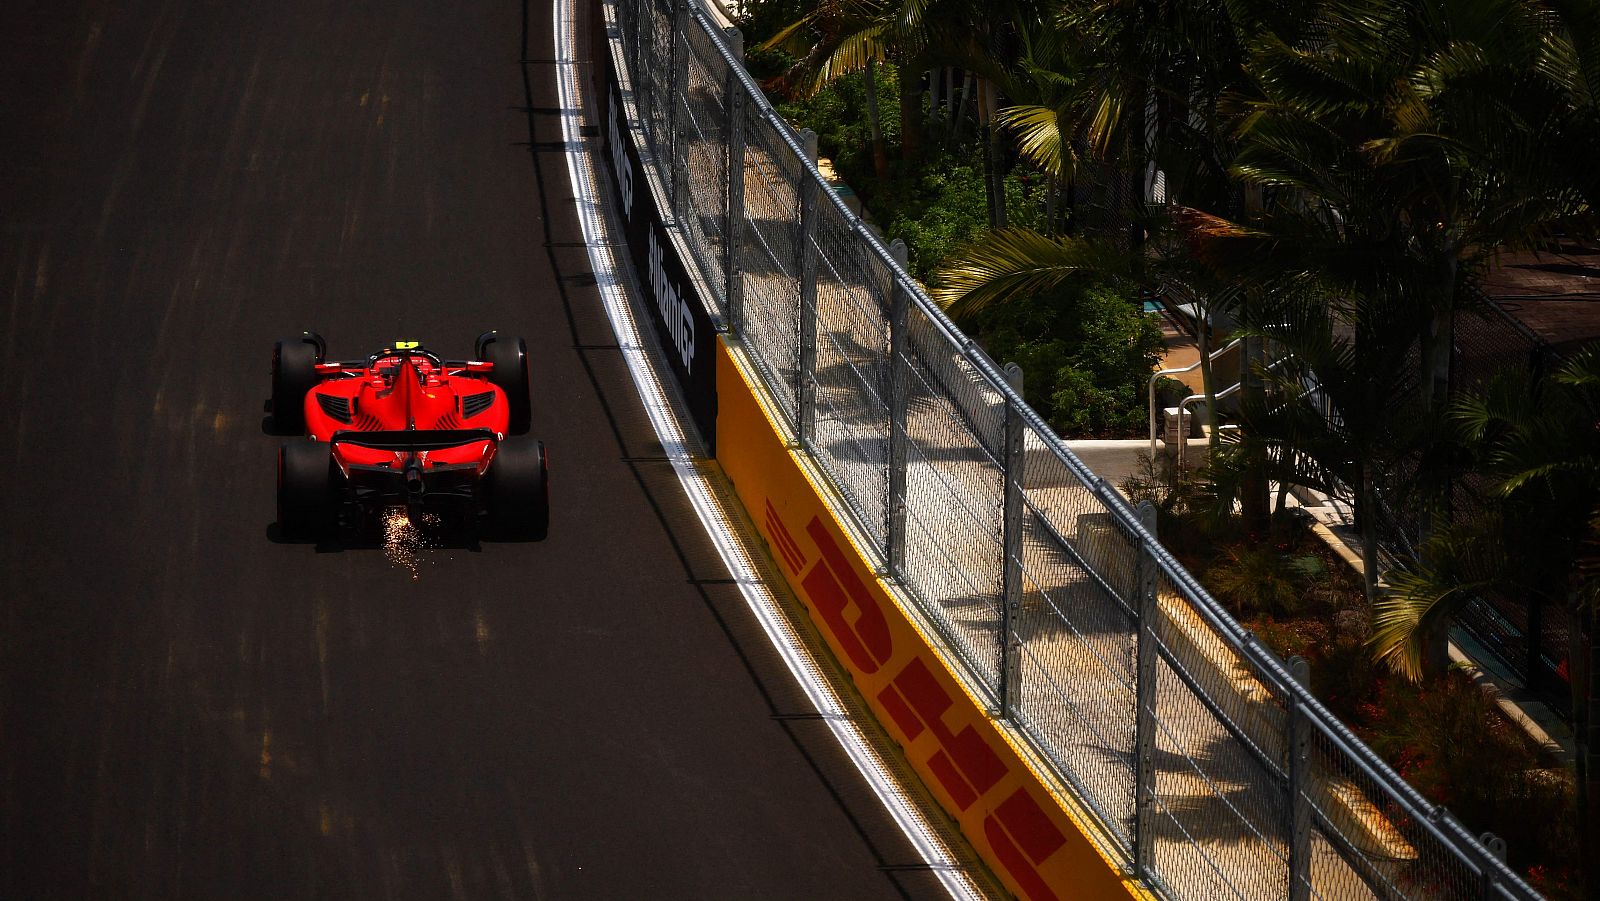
[271, 334, 322, 434]
[487, 438, 548, 539]
[480, 333, 532, 435]
[278, 441, 334, 540]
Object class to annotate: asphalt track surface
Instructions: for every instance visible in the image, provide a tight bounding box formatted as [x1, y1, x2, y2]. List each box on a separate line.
[0, 1, 946, 897]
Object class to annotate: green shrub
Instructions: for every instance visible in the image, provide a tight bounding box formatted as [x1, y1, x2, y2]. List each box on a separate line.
[737, 0, 813, 54]
[1205, 543, 1325, 617]
[874, 153, 992, 280]
[742, 44, 795, 83]
[860, 151, 1041, 278]
[1244, 614, 1331, 664]
[745, 49, 1153, 439]
[973, 282, 1164, 437]
[1359, 673, 1577, 888]
[769, 66, 900, 182]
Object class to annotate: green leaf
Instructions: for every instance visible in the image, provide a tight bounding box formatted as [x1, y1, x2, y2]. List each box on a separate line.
[931, 228, 1129, 321]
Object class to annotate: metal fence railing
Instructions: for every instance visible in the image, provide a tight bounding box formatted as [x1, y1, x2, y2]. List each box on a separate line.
[606, 0, 1544, 897]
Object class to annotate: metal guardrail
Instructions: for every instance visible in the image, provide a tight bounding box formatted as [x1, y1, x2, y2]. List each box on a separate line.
[606, 0, 1544, 897]
[1147, 337, 1242, 462]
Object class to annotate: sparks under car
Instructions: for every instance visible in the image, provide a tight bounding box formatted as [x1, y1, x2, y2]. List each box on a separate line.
[269, 331, 548, 539]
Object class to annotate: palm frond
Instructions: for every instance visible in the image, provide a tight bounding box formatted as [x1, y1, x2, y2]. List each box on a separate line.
[997, 104, 1073, 180]
[892, 0, 930, 41]
[1370, 570, 1485, 682]
[1496, 458, 1595, 495]
[1555, 344, 1600, 388]
[1083, 80, 1127, 157]
[931, 229, 1126, 321]
[1371, 519, 1505, 682]
[805, 28, 888, 93]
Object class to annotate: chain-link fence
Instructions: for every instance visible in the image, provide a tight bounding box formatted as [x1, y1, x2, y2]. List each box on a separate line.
[605, 1, 1543, 897]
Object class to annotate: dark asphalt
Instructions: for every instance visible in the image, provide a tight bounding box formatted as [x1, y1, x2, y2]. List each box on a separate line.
[0, 1, 942, 897]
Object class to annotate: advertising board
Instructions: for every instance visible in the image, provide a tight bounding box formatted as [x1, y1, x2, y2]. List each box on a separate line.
[716, 338, 1142, 901]
[599, 56, 719, 451]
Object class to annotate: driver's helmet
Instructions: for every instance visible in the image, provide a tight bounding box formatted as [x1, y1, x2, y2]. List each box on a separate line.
[370, 344, 437, 385]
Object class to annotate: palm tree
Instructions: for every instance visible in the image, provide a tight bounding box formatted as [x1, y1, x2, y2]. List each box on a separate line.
[935, 0, 1286, 455]
[1233, 0, 1590, 417]
[1045, 0, 1297, 227]
[1155, 0, 1595, 568]
[1189, 252, 1436, 602]
[1371, 347, 1600, 893]
[761, 0, 897, 178]
[760, 0, 1031, 173]
[934, 0, 1594, 562]
[988, 15, 1090, 231]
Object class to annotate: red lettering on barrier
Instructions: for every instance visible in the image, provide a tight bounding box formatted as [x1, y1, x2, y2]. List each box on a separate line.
[876, 677, 925, 740]
[982, 788, 1068, 901]
[801, 563, 886, 674]
[995, 787, 1068, 865]
[796, 516, 893, 673]
[929, 750, 981, 809]
[984, 815, 1060, 901]
[763, 499, 806, 574]
[877, 658, 1006, 810]
[756, 489, 1074, 900]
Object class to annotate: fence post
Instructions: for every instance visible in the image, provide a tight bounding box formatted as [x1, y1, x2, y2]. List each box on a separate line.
[1133, 499, 1160, 880]
[1000, 363, 1026, 715]
[629, 0, 645, 126]
[723, 27, 745, 333]
[886, 239, 910, 575]
[1288, 656, 1312, 901]
[796, 128, 821, 449]
[640, 0, 651, 85]
[638, 0, 649, 64]
[669, 0, 690, 224]
[1480, 832, 1508, 898]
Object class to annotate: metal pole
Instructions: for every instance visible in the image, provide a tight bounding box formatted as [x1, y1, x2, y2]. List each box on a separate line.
[637, 0, 648, 81]
[1288, 656, 1312, 901]
[617, 0, 630, 67]
[796, 128, 821, 448]
[669, 0, 690, 224]
[1133, 498, 1160, 879]
[886, 239, 910, 575]
[1000, 362, 1025, 715]
[723, 27, 745, 332]
[638, 0, 654, 153]
[1480, 832, 1507, 899]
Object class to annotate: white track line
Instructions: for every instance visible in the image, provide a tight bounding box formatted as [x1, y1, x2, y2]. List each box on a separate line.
[549, 2, 981, 897]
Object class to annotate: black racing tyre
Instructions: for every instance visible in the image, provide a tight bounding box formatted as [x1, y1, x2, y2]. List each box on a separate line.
[277, 441, 334, 539]
[487, 438, 548, 539]
[271, 335, 321, 434]
[481, 333, 532, 435]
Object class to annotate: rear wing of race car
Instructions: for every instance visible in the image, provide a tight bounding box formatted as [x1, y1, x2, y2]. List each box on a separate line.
[329, 428, 498, 452]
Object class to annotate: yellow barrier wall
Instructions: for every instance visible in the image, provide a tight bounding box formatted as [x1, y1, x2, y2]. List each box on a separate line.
[715, 339, 1143, 901]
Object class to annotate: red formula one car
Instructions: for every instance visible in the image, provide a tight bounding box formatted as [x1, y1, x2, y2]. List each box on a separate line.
[269, 331, 548, 540]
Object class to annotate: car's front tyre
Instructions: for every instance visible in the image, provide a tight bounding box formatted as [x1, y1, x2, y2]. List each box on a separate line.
[487, 437, 548, 540]
[271, 334, 322, 434]
[479, 333, 532, 436]
[277, 441, 334, 540]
